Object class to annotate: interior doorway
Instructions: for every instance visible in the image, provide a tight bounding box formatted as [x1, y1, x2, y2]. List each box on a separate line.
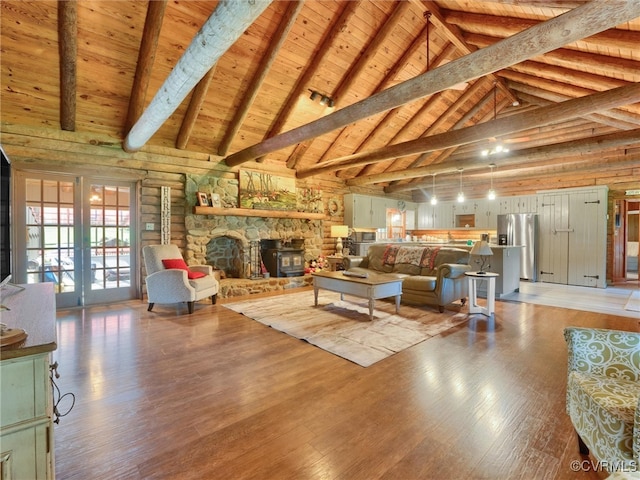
[13, 171, 138, 308]
[626, 200, 639, 281]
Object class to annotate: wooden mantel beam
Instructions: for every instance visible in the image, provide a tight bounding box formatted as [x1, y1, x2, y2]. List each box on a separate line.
[224, 0, 640, 168]
[322, 84, 640, 184]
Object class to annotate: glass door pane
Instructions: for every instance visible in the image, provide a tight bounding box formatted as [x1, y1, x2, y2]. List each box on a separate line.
[83, 181, 136, 305]
[24, 177, 80, 307]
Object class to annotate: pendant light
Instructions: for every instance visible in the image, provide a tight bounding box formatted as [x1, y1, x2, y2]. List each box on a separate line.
[487, 163, 497, 200]
[481, 84, 509, 157]
[430, 174, 438, 205]
[457, 168, 465, 203]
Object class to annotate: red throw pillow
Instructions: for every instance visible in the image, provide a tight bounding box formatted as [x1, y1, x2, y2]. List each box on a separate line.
[162, 258, 188, 270]
[161, 258, 207, 280]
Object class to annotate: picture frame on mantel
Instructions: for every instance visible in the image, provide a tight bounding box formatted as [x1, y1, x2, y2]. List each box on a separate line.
[210, 193, 221, 208]
[197, 192, 209, 207]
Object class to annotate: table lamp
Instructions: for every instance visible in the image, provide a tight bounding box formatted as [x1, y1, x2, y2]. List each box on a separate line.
[470, 240, 493, 274]
[330, 225, 349, 257]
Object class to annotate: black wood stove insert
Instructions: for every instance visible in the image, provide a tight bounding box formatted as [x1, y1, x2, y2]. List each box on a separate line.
[260, 239, 305, 278]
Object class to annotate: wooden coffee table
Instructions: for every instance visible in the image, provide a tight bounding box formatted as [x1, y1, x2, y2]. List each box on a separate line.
[312, 271, 403, 320]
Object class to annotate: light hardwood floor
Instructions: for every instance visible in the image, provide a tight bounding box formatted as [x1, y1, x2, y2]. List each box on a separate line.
[53, 285, 638, 480]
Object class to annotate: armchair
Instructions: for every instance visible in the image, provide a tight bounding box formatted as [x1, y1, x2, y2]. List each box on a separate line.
[142, 244, 219, 314]
[564, 327, 640, 474]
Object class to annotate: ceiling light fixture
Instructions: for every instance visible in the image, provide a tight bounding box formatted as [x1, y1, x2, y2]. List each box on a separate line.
[430, 174, 438, 205]
[481, 84, 509, 157]
[487, 163, 497, 200]
[457, 168, 465, 203]
[309, 89, 334, 108]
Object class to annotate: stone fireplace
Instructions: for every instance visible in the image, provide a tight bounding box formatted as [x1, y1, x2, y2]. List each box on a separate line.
[206, 235, 245, 278]
[184, 214, 323, 280]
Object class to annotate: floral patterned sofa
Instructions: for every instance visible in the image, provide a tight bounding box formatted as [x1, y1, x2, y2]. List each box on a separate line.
[564, 327, 640, 474]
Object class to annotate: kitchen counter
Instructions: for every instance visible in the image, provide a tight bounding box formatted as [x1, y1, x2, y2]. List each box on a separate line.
[0, 282, 57, 360]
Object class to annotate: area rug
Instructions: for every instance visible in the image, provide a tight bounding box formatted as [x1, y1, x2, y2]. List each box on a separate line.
[224, 290, 468, 367]
[624, 290, 640, 312]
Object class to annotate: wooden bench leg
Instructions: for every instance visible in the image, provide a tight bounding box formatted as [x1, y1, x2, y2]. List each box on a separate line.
[577, 433, 589, 455]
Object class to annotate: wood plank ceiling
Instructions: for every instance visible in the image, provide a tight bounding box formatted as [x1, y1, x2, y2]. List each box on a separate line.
[2, 0, 639, 202]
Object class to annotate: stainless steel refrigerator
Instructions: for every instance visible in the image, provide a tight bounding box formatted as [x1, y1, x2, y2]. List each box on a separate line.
[497, 213, 539, 282]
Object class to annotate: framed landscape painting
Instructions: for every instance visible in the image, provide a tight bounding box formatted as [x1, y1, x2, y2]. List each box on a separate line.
[239, 170, 296, 210]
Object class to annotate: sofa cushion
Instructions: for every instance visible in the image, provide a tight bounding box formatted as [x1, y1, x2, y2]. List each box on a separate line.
[402, 275, 437, 292]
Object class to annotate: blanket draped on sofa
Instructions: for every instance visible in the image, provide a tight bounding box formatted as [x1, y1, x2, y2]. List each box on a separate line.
[382, 245, 440, 270]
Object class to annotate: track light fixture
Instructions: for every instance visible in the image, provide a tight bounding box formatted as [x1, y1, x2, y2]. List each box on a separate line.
[309, 89, 334, 108]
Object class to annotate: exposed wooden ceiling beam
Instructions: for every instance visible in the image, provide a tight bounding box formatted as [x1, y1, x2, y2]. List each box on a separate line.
[176, 66, 217, 150]
[443, 8, 640, 51]
[389, 130, 640, 194]
[419, 0, 519, 105]
[217, 1, 303, 156]
[261, 1, 361, 145]
[58, 0, 77, 131]
[300, 83, 640, 181]
[126, 0, 167, 132]
[225, 0, 640, 167]
[465, 32, 640, 79]
[285, 1, 413, 168]
[508, 82, 640, 128]
[123, 0, 272, 153]
[510, 92, 638, 131]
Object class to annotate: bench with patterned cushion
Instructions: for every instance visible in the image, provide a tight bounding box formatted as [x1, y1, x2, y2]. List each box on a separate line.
[564, 327, 640, 474]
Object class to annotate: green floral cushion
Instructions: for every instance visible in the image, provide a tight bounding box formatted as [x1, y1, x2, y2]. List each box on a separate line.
[564, 327, 640, 473]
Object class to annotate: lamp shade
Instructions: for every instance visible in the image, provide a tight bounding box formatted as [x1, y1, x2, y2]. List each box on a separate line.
[330, 225, 349, 238]
[470, 240, 493, 256]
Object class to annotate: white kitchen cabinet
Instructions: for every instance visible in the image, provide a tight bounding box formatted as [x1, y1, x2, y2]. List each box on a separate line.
[513, 195, 538, 213]
[405, 209, 416, 230]
[417, 203, 435, 228]
[371, 196, 389, 228]
[0, 283, 57, 480]
[344, 194, 374, 228]
[344, 194, 397, 229]
[436, 203, 455, 228]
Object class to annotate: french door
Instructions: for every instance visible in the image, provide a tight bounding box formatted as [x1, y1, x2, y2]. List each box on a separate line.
[14, 171, 138, 308]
